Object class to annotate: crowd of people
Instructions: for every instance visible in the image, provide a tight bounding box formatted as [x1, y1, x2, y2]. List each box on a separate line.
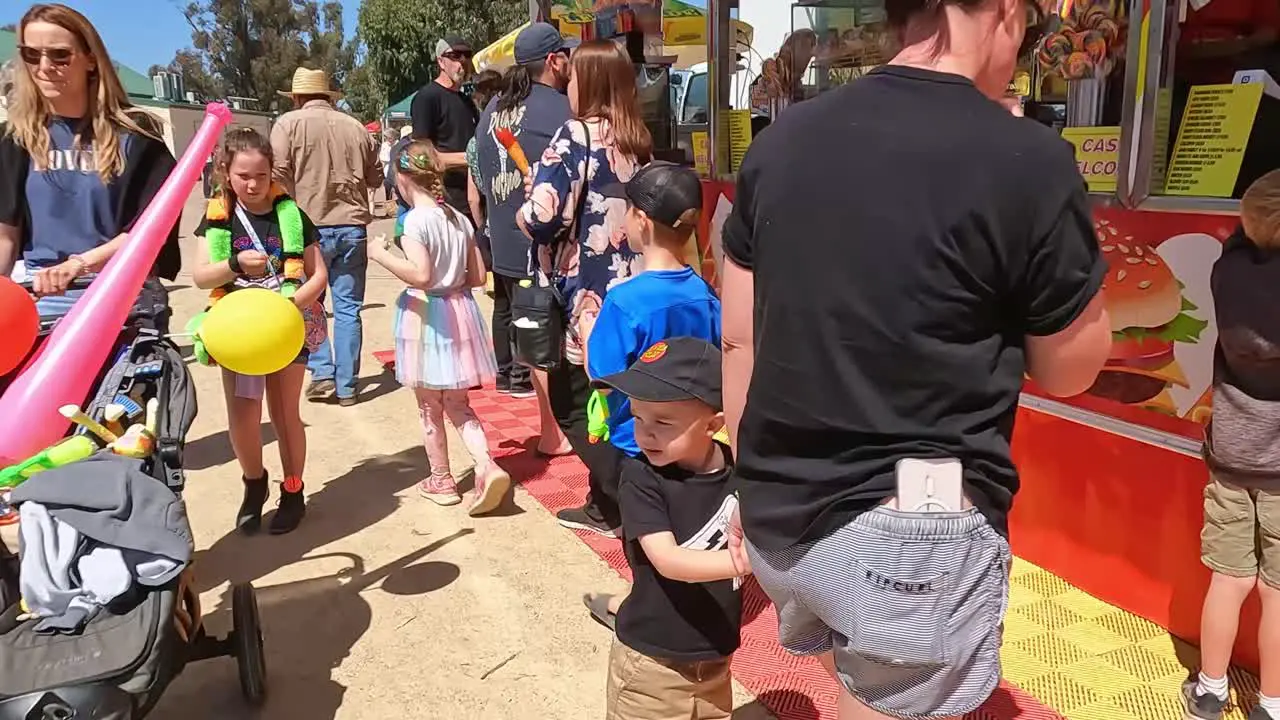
[3, 1, 1280, 720]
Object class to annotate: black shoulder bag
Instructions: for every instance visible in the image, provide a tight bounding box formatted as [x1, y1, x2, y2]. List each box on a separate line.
[512, 121, 591, 370]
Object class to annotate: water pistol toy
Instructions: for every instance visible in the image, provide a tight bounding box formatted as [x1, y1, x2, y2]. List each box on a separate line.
[0, 435, 97, 489]
[110, 397, 159, 459]
[60, 404, 118, 444]
[587, 391, 610, 445]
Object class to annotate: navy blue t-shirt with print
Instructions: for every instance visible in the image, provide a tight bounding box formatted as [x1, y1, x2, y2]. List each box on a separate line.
[475, 83, 572, 278]
[22, 118, 126, 269]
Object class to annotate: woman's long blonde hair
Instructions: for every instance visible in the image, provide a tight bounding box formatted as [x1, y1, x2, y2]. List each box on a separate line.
[8, 3, 163, 183]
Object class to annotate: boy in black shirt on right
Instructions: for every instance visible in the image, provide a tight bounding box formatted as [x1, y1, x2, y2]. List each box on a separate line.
[594, 337, 748, 719]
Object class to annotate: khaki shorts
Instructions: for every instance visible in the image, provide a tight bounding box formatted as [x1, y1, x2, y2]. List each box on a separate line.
[605, 638, 732, 720]
[1202, 476, 1280, 589]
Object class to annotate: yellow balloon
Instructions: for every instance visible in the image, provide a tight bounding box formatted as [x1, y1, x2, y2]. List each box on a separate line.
[200, 288, 304, 376]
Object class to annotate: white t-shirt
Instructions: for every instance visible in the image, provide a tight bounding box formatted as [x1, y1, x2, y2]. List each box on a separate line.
[401, 205, 474, 294]
[379, 141, 392, 166]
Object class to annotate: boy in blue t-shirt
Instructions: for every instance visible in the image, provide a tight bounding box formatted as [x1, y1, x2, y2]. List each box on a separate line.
[583, 161, 720, 628]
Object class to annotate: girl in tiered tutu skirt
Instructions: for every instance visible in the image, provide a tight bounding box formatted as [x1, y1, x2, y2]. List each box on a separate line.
[367, 140, 510, 515]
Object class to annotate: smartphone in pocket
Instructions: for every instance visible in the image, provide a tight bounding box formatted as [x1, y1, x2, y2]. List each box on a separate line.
[893, 458, 964, 513]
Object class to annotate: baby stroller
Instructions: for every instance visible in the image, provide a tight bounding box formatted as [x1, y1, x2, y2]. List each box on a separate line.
[0, 280, 266, 719]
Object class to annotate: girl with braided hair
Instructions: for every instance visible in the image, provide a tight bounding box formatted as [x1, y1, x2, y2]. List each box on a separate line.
[367, 140, 510, 515]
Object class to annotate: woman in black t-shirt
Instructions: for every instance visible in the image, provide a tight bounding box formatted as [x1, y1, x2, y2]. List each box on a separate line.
[192, 129, 327, 537]
[0, 4, 179, 324]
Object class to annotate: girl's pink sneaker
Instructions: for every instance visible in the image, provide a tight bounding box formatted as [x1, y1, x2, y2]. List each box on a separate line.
[419, 475, 461, 506]
[468, 465, 511, 517]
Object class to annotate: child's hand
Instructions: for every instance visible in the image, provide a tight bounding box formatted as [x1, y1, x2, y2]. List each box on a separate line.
[366, 235, 390, 264]
[236, 250, 269, 277]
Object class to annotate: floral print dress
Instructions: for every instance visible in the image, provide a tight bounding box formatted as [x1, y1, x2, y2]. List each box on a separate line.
[520, 118, 643, 365]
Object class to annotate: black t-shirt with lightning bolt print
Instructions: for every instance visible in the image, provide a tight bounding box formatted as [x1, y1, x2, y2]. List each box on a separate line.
[616, 443, 741, 662]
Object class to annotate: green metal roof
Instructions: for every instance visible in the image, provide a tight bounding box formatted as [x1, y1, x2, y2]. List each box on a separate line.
[0, 28, 157, 100]
[386, 91, 414, 118]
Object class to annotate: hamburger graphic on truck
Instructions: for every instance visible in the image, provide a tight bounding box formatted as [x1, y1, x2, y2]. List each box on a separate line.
[1085, 237, 1209, 415]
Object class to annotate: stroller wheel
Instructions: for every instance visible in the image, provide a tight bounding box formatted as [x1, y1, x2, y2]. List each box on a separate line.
[231, 582, 267, 706]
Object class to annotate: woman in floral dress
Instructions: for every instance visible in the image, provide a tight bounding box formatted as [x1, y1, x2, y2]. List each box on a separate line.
[518, 38, 652, 536]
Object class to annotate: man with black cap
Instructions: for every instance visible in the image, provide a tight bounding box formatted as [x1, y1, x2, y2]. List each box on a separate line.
[476, 22, 575, 401]
[594, 336, 746, 719]
[411, 36, 477, 217]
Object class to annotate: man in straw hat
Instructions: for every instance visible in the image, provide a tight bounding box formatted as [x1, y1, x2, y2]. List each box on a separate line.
[271, 66, 382, 407]
[410, 36, 477, 218]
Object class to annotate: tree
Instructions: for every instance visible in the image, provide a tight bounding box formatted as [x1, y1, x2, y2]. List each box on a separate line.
[358, 0, 526, 114]
[172, 0, 352, 112]
[1, 23, 16, 33]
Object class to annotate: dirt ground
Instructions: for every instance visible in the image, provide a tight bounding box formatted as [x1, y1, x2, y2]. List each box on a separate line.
[122, 192, 779, 719]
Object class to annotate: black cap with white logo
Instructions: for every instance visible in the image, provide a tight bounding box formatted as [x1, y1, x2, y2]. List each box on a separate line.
[595, 337, 722, 410]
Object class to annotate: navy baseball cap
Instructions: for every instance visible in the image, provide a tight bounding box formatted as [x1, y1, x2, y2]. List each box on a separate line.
[514, 23, 580, 65]
[595, 337, 722, 410]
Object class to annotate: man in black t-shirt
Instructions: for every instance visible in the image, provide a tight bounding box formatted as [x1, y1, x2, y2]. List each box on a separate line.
[411, 37, 478, 218]
[720, 0, 1114, 718]
[595, 338, 746, 720]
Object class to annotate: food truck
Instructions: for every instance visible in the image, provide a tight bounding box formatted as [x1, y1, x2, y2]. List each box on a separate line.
[686, 0, 1272, 673]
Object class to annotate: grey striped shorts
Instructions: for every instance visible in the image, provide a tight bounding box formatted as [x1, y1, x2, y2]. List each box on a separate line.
[746, 506, 1011, 719]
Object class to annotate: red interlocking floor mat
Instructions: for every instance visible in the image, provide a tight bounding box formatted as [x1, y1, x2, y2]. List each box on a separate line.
[463, 386, 1066, 720]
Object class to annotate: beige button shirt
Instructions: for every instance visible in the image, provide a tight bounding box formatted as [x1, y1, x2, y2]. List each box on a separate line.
[271, 99, 381, 228]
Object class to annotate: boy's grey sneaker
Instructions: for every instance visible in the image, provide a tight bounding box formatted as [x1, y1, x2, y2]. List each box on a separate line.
[1183, 679, 1227, 720]
[556, 505, 620, 539]
[1250, 706, 1278, 720]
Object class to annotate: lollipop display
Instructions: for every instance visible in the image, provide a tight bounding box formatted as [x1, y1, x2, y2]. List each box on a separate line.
[1035, 0, 1126, 81]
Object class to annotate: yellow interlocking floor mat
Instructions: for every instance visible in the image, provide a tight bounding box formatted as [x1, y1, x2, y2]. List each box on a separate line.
[1007, 559, 1260, 719]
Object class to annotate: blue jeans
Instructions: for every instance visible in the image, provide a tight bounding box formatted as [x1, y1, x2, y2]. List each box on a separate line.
[307, 226, 367, 398]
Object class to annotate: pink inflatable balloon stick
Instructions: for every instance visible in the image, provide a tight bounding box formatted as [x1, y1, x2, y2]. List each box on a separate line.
[0, 103, 233, 464]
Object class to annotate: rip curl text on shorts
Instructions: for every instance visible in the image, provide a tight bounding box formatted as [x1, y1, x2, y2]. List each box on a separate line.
[746, 506, 1011, 720]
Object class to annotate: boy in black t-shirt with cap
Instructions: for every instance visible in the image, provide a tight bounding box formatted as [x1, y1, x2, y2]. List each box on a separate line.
[593, 337, 747, 720]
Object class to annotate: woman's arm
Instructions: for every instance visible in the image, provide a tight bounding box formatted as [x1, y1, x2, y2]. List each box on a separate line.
[721, 259, 755, 450]
[292, 243, 328, 308]
[0, 224, 18, 278]
[518, 123, 583, 244]
[467, 170, 486, 235]
[465, 230, 486, 288]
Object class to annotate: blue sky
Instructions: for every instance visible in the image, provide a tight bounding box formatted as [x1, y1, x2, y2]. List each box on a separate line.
[1, 0, 362, 73]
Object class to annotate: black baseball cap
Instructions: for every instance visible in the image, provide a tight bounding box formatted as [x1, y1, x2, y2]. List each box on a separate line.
[594, 337, 722, 410]
[604, 161, 703, 230]
[514, 23, 580, 65]
[435, 37, 473, 58]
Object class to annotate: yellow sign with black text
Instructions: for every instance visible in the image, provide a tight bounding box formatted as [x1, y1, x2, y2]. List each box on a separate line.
[1061, 126, 1121, 193]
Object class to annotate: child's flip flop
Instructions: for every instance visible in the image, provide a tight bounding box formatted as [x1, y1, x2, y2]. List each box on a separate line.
[582, 592, 617, 632]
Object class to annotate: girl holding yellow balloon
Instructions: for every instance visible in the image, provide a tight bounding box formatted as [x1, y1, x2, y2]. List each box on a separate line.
[190, 128, 328, 536]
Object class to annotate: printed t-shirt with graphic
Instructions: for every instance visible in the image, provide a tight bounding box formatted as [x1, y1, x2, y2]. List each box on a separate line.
[22, 117, 129, 270]
[724, 66, 1105, 552]
[587, 267, 722, 457]
[617, 442, 741, 662]
[194, 205, 320, 290]
[475, 84, 572, 278]
[411, 81, 480, 215]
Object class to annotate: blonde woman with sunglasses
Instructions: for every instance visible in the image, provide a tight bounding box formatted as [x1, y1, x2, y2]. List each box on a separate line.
[0, 3, 180, 328]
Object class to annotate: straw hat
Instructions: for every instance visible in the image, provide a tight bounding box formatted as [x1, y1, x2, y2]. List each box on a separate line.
[277, 67, 341, 100]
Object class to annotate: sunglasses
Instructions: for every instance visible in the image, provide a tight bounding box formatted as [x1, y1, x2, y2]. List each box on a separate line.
[18, 45, 77, 67]
[442, 51, 472, 62]
[1018, 0, 1050, 59]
